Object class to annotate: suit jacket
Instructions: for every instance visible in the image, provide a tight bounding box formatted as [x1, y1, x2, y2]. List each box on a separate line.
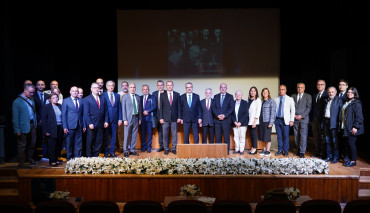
[62, 97, 84, 130]
[310, 90, 329, 121]
[200, 98, 214, 126]
[42, 103, 62, 138]
[180, 93, 201, 122]
[152, 90, 166, 118]
[322, 96, 343, 129]
[274, 95, 296, 125]
[159, 91, 181, 122]
[33, 92, 49, 123]
[141, 94, 157, 122]
[121, 93, 142, 123]
[83, 94, 109, 128]
[231, 99, 250, 126]
[291, 92, 312, 123]
[103, 92, 122, 124]
[212, 93, 235, 124]
[12, 96, 37, 133]
[338, 91, 347, 102]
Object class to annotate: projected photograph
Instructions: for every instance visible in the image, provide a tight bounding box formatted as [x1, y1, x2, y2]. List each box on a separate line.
[168, 28, 223, 77]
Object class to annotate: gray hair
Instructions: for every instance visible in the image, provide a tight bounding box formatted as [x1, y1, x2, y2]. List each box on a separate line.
[106, 80, 115, 86]
[205, 88, 213, 93]
[91, 82, 99, 88]
[327, 86, 337, 92]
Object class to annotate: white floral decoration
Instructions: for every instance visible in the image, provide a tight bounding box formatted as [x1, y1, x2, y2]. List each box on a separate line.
[65, 157, 329, 175]
[179, 184, 202, 197]
[49, 190, 70, 199]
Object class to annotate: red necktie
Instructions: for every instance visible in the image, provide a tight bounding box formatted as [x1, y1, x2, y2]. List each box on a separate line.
[206, 99, 210, 110]
[169, 93, 172, 106]
[96, 96, 100, 109]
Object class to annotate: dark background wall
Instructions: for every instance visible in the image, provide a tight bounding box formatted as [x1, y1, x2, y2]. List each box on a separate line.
[1, 1, 369, 161]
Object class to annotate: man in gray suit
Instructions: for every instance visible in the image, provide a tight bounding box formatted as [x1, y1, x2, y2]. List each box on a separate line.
[121, 83, 142, 157]
[291, 83, 312, 158]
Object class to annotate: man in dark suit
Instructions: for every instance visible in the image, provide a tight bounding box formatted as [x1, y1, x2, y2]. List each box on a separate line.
[140, 85, 156, 153]
[180, 82, 202, 144]
[322, 87, 343, 164]
[33, 80, 49, 159]
[83, 82, 109, 157]
[211, 83, 235, 152]
[338, 79, 348, 101]
[102, 81, 122, 157]
[291, 83, 312, 158]
[160, 81, 181, 155]
[152, 80, 166, 152]
[121, 83, 142, 157]
[200, 88, 214, 144]
[62, 86, 86, 161]
[310, 79, 329, 158]
[96, 78, 106, 96]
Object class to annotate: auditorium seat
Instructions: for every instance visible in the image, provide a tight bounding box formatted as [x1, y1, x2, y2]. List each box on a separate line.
[167, 200, 208, 213]
[300, 199, 341, 213]
[35, 200, 76, 213]
[343, 199, 370, 213]
[255, 199, 296, 213]
[123, 200, 163, 213]
[0, 200, 33, 213]
[211, 200, 252, 213]
[79, 200, 120, 213]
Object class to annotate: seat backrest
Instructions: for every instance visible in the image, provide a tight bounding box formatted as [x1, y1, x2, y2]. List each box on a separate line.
[123, 200, 163, 213]
[0, 201, 33, 213]
[79, 200, 120, 213]
[211, 200, 252, 213]
[255, 199, 296, 213]
[167, 200, 208, 213]
[35, 200, 76, 213]
[343, 199, 370, 213]
[300, 199, 341, 213]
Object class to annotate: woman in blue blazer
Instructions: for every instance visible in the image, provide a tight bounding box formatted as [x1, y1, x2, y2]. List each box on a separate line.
[42, 93, 63, 166]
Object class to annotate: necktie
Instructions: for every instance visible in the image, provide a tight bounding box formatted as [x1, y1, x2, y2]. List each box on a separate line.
[278, 96, 283, 118]
[221, 94, 225, 107]
[96, 96, 100, 109]
[144, 95, 147, 109]
[298, 94, 301, 103]
[110, 93, 114, 107]
[74, 98, 78, 111]
[40, 93, 44, 104]
[188, 94, 192, 107]
[206, 99, 210, 110]
[340, 93, 343, 98]
[316, 93, 321, 103]
[169, 92, 172, 106]
[158, 92, 161, 109]
[132, 95, 137, 115]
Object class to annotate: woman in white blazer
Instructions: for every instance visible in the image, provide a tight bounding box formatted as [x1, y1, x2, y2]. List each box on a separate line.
[248, 86, 262, 155]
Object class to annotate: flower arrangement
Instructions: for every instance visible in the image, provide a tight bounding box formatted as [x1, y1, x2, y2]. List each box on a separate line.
[65, 157, 329, 175]
[179, 184, 202, 198]
[49, 190, 70, 200]
[284, 187, 300, 201]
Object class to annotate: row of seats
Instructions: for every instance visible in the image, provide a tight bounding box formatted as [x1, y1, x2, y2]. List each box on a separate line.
[1, 199, 370, 213]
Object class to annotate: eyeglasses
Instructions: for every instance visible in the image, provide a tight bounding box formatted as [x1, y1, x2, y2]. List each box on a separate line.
[347, 91, 354, 94]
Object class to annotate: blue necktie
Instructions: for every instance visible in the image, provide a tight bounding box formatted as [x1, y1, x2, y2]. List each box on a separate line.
[221, 94, 225, 107]
[278, 96, 283, 118]
[188, 94, 192, 107]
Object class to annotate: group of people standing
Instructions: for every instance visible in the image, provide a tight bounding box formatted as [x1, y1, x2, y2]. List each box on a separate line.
[12, 78, 364, 169]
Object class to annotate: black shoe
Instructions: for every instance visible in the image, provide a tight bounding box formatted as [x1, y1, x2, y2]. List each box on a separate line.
[18, 163, 32, 169]
[157, 147, 165, 152]
[147, 149, 151, 153]
[342, 161, 350, 166]
[233, 151, 240, 154]
[344, 161, 356, 167]
[130, 152, 139, 156]
[141, 149, 146, 153]
[275, 151, 283, 156]
[264, 151, 271, 157]
[324, 157, 331, 162]
[331, 159, 338, 164]
[310, 153, 320, 158]
[124, 153, 129, 158]
[248, 150, 257, 155]
[293, 152, 300, 156]
[164, 150, 169, 155]
[28, 159, 37, 165]
[300, 153, 305, 158]
[172, 150, 177, 154]
[49, 162, 58, 167]
[240, 152, 244, 155]
[110, 154, 118, 158]
[104, 154, 109, 157]
[283, 151, 289, 157]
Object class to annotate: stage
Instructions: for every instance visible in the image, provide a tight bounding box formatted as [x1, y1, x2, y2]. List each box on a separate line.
[12, 150, 370, 204]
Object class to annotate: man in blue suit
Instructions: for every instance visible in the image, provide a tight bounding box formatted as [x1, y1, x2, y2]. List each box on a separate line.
[102, 81, 122, 157]
[83, 83, 109, 157]
[212, 83, 234, 153]
[62, 86, 86, 161]
[200, 88, 214, 144]
[338, 79, 348, 101]
[140, 85, 156, 153]
[152, 80, 166, 152]
[180, 82, 202, 144]
[12, 83, 37, 168]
